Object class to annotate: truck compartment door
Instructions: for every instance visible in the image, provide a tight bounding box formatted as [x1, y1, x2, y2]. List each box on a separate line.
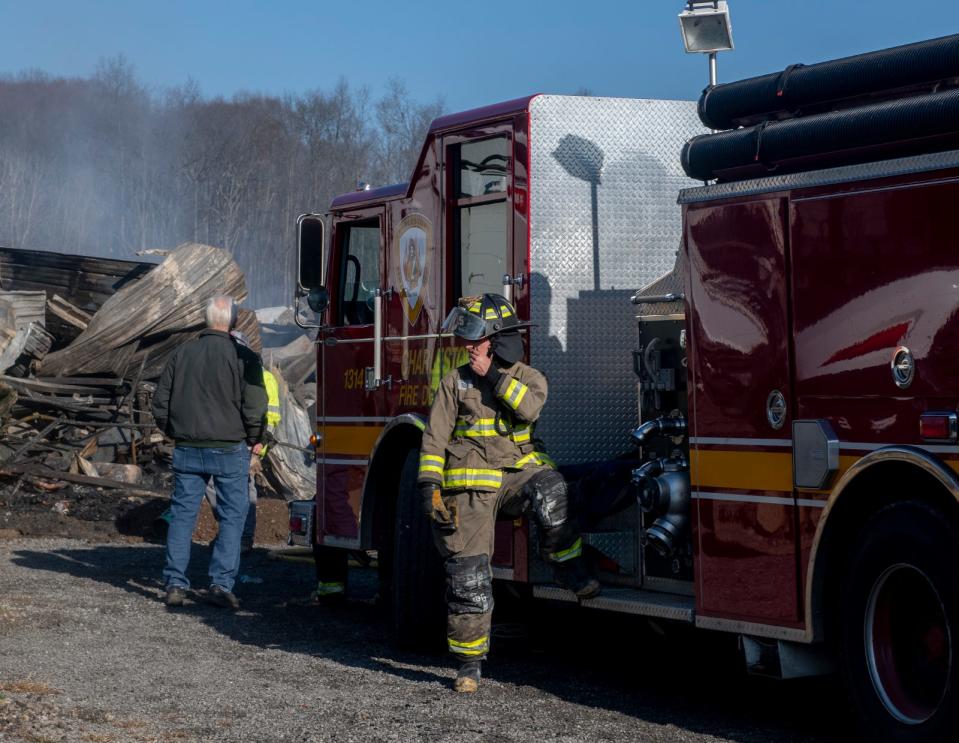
[686, 197, 801, 626]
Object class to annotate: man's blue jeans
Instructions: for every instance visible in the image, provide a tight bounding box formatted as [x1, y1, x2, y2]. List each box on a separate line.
[163, 443, 249, 593]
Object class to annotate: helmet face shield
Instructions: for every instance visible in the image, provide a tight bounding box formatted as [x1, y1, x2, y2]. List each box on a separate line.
[441, 307, 489, 340]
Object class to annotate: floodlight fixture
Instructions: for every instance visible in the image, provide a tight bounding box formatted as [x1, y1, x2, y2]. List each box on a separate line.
[679, 1, 734, 54]
[679, 1, 734, 87]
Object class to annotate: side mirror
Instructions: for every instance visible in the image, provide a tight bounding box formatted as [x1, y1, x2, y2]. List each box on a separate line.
[297, 214, 326, 293]
[295, 214, 328, 330]
[307, 287, 329, 313]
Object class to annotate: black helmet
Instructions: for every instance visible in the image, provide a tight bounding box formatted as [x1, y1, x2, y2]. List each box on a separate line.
[441, 293, 522, 340]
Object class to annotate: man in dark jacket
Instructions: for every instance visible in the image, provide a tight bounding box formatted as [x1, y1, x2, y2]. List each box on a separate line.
[152, 295, 267, 609]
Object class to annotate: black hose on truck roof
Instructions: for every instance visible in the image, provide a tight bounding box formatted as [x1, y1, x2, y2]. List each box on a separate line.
[698, 34, 959, 130]
[683, 85, 959, 182]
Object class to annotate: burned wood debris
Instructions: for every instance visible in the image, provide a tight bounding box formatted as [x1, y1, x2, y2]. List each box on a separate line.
[0, 244, 319, 522]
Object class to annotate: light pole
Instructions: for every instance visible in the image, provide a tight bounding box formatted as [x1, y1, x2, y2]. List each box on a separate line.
[678, 1, 734, 87]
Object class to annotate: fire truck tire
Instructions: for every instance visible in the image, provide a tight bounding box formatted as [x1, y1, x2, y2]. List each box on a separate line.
[391, 448, 445, 650]
[839, 500, 959, 742]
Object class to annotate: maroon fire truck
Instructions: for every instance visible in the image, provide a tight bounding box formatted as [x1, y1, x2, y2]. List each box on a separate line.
[295, 36, 959, 741]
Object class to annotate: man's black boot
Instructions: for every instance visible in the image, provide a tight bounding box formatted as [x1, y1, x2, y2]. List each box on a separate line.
[208, 585, 240, 610]
[164, 586, 186, 607]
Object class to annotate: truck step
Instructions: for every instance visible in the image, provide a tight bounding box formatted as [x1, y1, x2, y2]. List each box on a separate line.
[532, 585, 695, 623]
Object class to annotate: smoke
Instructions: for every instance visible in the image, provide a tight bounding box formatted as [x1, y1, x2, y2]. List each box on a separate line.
[0, 59, 445, 309]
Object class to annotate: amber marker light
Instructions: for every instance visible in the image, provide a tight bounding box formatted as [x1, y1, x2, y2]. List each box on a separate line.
[919, 412, 958, 442]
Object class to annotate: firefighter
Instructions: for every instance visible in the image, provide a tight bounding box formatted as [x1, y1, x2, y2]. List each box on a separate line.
[418, 293, 600, 693]
[240, 365, 282, 553]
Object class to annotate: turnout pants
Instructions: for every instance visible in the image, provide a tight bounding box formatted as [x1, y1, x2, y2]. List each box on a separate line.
[431, 465, 583, 662]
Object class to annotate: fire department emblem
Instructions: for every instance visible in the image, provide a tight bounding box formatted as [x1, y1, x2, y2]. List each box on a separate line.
[395, 213, 432, 326]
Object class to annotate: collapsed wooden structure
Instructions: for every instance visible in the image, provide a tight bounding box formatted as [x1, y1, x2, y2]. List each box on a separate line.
[0, 244, 317, 513]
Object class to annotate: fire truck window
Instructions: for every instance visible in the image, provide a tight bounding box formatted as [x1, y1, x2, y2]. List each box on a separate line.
[457, 138, 509, 198]
[452, 135, 511, 300]
[336, 221, 380, 326]
[459, 201, 508, 297]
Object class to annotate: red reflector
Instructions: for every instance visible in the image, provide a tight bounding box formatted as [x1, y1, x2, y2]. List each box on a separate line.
[290, 516, 304, 532]
[597, 555, 620, 574]
[920, 413, 957, 441]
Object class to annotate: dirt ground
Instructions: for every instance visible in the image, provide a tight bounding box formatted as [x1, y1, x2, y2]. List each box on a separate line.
[0, 474, 293, 547]
[0, 537, 845, 743]
[0, 475, 848, 742]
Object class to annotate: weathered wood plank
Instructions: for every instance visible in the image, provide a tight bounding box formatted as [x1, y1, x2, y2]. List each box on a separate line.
[35, 376, 124, 388]
[0, 248, 154, 307]
[0, 375, 115, 396]
[0, 291, 45, 329]
[0, 463, 166, 497]
[47, 294, 92, 330]
[14, 395, 116, 421]
[40, 243, 247, 377]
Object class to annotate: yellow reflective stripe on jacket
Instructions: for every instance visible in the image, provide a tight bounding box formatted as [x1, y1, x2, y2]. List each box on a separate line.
[514, 452, 544, 468]
[316, 581, 345, 596]
[449, 635, 490, 656]
[513, 449, 555, 469]
[263, 370, 282, 427]
[418, 453, 445, 479]
[454, 419, 499, 437]
[537, 451, 557, 469]
[510, 424, 531, 443]
[443, 468, 502, 490]
[550, 537, 583, 563]
[454, 417, 531, 443]
[502, 378, 529, 410]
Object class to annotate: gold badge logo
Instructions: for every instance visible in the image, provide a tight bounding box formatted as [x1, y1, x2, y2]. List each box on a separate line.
[395, 213, 432, 326]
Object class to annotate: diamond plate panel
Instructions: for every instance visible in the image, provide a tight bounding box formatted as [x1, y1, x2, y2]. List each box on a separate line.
[528, 95, 703, 464]
[583, 531, 638, 575]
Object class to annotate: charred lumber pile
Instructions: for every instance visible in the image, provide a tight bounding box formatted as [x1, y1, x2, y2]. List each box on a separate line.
[40, 243, 256, 377]
[0, 244, 317, 514]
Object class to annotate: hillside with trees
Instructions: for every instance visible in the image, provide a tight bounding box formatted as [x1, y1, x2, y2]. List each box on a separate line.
[0, 57, 444, 307]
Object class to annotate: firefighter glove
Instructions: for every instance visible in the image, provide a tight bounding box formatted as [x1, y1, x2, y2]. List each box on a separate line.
[419, 483, 455, 528]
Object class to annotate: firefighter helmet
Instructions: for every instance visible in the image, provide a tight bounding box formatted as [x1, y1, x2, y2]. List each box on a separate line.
[441, 293, 524, 341]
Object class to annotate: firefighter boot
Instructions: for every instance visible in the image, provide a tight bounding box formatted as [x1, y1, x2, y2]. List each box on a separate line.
[288, 581, 346, 607]
[554, 558, 601, 601]
[454, 660, 482, 693]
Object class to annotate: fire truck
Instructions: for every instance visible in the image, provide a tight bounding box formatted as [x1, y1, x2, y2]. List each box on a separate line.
[294, 35, 959, 741]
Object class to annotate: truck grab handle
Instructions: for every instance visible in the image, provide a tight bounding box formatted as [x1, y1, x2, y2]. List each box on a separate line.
[630, 292, 685, 305]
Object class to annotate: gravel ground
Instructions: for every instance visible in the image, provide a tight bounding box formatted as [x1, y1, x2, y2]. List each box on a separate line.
[0, 538, 846, 742]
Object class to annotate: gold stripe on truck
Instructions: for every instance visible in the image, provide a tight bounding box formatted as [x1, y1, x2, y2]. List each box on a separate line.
[322, 425, 384, 457]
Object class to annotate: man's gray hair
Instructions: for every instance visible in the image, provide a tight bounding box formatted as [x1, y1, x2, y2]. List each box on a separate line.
[205, 295, 237, 330]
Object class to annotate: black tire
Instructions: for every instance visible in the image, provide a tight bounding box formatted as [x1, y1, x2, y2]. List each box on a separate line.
[391, 448, 446, 650]
[839, 500, 959, 742]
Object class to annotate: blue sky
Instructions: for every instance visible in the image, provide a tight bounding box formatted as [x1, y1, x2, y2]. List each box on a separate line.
[1, 1, 958, 113]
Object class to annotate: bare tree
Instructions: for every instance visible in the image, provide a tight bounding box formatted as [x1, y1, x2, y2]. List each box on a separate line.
[373, 78, 444, 185]
[0, 65, 445, 308]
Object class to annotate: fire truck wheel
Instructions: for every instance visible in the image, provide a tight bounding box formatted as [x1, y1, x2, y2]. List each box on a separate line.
[391, 448, 446, 650]
[839, 500, 959, 742]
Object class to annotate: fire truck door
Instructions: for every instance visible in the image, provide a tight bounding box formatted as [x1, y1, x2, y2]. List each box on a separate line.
[317, 209, 386, 545]
[686, 197, 801, 625]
